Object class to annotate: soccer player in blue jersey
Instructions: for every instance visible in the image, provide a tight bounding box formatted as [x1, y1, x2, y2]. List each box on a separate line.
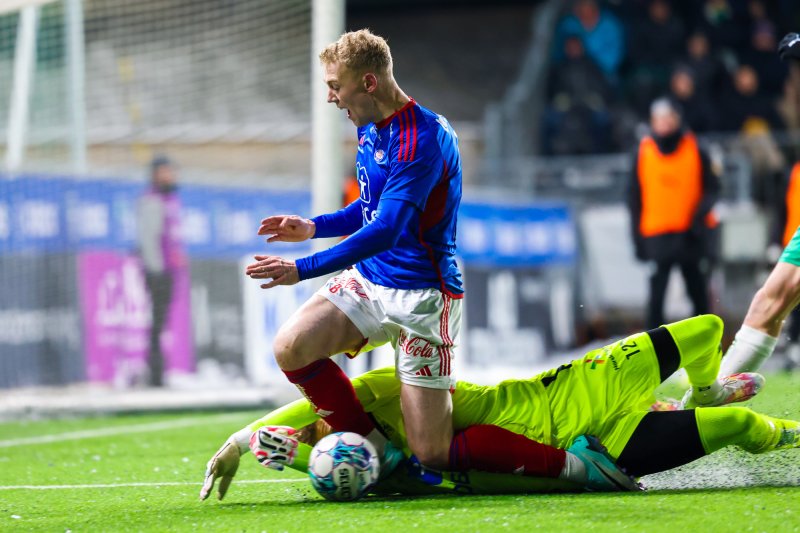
[242, 30, 553, 477]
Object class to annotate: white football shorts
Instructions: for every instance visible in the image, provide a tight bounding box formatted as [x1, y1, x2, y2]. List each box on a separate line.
[318, 267, 461, 390]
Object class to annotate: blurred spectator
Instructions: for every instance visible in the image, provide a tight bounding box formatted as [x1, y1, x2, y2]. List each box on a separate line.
[137, 155, 187, 387]
[778, 32, 800, 158]
[746, 0, 775, 33]
[683, 31, 726, 101]
[553, 0, 625, 84]
[542, 34, 613, 155]
[720, 64, 784, 131]
[721, 64, 786, 203]
[630, 0, 686, 67]
[668, 66, 718, 132]
[778, 64, 800, 141]
[742, 20, 789, 95]
[696, 0, 748, 54]
[625, 0, 687, 116]
[628, 98, 720, 329]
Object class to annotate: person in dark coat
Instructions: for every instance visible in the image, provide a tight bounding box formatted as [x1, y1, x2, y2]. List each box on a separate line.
[628, 98, 721, 328]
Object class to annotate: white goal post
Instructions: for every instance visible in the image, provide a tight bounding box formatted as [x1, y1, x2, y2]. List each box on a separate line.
[3, 0, 84, 174]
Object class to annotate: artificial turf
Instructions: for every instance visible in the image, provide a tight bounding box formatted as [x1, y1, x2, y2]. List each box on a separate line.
[1, 372, 798, 532]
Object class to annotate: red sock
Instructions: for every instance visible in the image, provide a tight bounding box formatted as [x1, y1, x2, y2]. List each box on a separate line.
[282, 359, 375, 436]
[449, 425, 565, 478]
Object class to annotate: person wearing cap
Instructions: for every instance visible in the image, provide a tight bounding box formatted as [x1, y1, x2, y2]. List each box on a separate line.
[136, 155, 187, 387]
[627, 98, 721, 329]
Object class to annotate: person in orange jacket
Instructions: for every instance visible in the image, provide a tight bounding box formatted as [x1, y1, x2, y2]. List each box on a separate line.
[628, 97, 721, 329]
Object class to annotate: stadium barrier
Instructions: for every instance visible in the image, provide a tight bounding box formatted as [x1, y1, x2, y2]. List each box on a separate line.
[0, 174, 578, 389]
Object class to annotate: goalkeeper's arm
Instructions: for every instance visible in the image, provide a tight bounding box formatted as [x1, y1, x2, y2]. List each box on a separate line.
[200, 398, 318, 501]
[201, 375, 384, 501]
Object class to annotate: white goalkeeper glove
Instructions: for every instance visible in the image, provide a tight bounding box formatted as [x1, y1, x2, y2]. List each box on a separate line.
[249, 426, 299, 471]
[199, 428, 250, 501]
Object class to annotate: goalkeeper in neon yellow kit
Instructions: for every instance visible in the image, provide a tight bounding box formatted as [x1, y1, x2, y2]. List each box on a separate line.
[201, 315, 800, 500]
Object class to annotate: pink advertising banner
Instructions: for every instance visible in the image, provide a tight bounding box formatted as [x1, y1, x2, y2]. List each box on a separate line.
[78, 250, 194, 384]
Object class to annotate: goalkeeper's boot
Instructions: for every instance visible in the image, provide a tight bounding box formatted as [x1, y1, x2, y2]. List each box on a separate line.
[748, 417, 800, 454]
[378, 441, 406, 480]
[680, 372, 765, 409]
[567, 435, 643, 492]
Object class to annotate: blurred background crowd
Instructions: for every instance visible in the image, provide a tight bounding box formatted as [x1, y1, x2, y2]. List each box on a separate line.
[545, 0, 796, 173]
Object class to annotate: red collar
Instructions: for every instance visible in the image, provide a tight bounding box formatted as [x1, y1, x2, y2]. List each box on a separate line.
[375, 98, 415, 130]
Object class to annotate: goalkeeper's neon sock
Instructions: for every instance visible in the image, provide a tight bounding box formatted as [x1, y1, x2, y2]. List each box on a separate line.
[695, 406, 799, 454]
[664, 315, 724, 388]
[718, 325, 778, 376]
[282, 358, 375, 437]
[448, 425, 565, 478]
[566, 435, 642, 492]
[681, 372, 764, 408]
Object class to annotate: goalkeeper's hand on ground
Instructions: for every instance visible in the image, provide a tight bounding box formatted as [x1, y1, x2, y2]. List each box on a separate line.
[779, 32, 800, 61]
[249, 426, 299, 471]
[199, 428, 251, 501]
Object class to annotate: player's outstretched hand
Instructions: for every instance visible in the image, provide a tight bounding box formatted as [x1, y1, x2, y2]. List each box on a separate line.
[245, 255, 300, 289]
[779, 32, 800, 61]
[258, 215, 315, 243]
[200, 438, 241, 501]
[249, 426, 299, 471]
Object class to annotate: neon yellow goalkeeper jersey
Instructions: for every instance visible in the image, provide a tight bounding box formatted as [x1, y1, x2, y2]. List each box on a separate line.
[247, 366, 553, 456]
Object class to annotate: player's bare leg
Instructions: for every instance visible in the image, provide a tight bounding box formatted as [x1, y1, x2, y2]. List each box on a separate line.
[273, 294, 364, 371]
[720, 262, 800, 375]
[401, 383, 453, 469]
[272, 295, 395, 460]
[744, 262, 800, 336]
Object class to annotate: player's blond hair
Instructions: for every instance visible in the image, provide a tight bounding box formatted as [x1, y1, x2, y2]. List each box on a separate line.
[319, 29, 393, 75]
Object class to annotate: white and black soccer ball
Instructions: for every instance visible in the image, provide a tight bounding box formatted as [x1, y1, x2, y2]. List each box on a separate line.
[308, 431, 380, 501]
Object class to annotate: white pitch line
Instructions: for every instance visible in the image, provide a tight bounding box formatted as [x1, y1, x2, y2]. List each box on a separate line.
[0, 479, 307, 490]
[0, 412, 253, 448]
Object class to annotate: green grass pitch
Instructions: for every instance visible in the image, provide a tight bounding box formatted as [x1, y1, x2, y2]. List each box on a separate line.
[1, 373, 798, 532]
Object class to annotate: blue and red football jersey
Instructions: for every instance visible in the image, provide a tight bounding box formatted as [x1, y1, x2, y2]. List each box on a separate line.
[353, 99, 463, 297]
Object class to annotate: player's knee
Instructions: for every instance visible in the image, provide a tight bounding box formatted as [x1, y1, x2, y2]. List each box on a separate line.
[273, 326, 304, 370]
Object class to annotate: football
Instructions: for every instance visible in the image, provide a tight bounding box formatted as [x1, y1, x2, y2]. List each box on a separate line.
[308, 432, 380, 501]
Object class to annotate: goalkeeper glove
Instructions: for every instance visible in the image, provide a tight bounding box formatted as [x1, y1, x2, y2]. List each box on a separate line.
[199, 428, 250, 501]
[249, 426, 299, 471]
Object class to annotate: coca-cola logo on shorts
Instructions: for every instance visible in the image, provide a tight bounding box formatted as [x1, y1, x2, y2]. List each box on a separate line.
[398, 331, 435, 358]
